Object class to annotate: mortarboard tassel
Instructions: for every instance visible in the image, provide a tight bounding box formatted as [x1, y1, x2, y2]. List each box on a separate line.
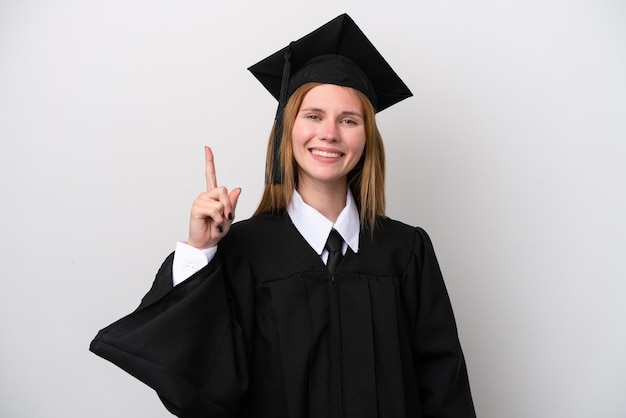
[270, 44, 293, 184]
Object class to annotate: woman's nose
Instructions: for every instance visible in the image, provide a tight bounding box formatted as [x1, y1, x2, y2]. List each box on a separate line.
[319, 120, 339, 142]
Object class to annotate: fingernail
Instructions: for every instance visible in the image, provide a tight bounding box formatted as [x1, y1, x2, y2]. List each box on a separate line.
[228, 213, 233, 221]
[218, 225, 223, 233]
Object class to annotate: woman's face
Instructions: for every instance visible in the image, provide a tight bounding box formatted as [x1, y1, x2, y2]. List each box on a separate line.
[291, 84, 366, 191]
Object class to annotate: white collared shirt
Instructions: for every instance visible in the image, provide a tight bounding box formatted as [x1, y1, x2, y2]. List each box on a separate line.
[172, 189, 360, 285]
[287, 189, 360, 263]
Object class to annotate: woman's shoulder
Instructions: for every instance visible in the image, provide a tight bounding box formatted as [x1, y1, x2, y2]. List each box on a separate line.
[352, 217, 434, 276]
[371, 216, 435, 254]
[230, 213, 289, 235]
[222, 213, 295, 252]
[374, 216, 427, 237]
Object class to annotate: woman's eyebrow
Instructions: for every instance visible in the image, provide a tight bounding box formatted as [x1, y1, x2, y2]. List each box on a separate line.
[299, 106, 325, 113]
[299, 107, 363, 118]
[340, 110, 364, 118]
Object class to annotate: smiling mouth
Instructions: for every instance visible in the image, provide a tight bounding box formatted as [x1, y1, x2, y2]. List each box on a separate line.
[310, 149, 343, 158]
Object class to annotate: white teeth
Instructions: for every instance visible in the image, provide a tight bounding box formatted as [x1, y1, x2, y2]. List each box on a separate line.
[311, 149, 341, 158]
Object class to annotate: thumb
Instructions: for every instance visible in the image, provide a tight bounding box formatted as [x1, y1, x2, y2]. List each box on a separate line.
[229, 187, 242, 212]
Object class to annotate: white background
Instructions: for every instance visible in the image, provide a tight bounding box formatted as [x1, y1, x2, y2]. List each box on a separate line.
[1, 1, 625, 417]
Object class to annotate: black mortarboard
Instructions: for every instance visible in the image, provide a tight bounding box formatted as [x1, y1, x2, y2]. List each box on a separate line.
[248, 13, 413, 184]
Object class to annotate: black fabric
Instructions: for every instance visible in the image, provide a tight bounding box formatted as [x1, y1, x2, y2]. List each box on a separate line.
[325, 229, 344, 276]
[288, 54, 377, 109]
[90, 214, 475, 417]
[248, 13, 412, 113]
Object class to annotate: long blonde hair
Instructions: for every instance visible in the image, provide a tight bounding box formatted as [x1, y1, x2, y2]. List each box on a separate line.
[253, 82, 386, 231]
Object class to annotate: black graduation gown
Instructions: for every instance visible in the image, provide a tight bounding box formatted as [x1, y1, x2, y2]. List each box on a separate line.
[90, 214, 475, 418]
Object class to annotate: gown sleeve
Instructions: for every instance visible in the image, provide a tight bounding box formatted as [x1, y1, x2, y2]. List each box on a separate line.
[89, 249, 253, 418]
[411, 227, 476, 417]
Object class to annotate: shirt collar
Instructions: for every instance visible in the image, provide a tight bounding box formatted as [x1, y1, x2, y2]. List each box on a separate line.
[288, 189, 360, 255]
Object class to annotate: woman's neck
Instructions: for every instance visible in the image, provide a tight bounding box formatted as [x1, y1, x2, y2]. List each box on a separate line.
[296, 180, 348, 223]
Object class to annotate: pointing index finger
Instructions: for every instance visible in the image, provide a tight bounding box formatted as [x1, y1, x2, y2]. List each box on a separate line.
[205, 146, 218, 191]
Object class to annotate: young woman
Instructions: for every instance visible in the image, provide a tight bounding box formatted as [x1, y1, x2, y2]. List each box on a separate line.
[91, 14, 476, 418]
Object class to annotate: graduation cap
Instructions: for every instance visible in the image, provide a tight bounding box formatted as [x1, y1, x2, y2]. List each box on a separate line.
[248, 13, 413, 184]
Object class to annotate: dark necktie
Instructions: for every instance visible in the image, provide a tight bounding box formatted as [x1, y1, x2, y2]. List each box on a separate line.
[325, 229, 344, 276]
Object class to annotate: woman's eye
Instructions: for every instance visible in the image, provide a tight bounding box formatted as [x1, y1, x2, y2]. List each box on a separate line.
[341, 119, 357, 125]
[307, 114, 320, 120]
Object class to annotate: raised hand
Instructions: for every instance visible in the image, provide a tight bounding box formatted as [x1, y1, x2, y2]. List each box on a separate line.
[187, 146, 241, 249]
